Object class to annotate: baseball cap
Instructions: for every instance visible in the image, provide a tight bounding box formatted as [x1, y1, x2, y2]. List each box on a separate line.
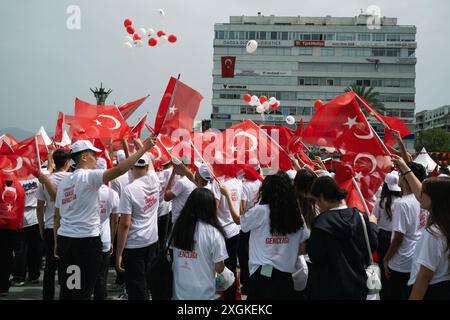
[96, 158, 107, 170]
[384, 171, 401, 192]
[115, 150, 126, 163]
[134, 154, 149, 167]
[195, 161, 213, 181]
[71, 140, 101, 154]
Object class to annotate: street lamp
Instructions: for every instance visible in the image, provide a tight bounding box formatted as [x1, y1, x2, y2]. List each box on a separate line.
[90, 82, 112, 105]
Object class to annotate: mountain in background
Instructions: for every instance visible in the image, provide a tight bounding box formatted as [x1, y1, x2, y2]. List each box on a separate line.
[0, 127, 36, 140]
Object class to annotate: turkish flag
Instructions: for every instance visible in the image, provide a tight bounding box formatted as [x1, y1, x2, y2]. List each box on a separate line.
[0, 137, 41, 181]
[15, 135, 48, 164]
[260, 125, 293, 171]
[130, 115, 147, 139]
[68, 98, 133, 141]
[53, 112, 64, 143]
[148, 136, 173, 169]
[118, 96, 148, 120]
[0, 134, 18, 149]
[154, 77, 203, 136]
[92, 138, 112, 169]
[0, 179, 25, 230]
[221, 56, 236, 78]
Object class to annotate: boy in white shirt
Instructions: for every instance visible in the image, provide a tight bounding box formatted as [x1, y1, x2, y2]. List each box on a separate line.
[116, 154, 160, 300]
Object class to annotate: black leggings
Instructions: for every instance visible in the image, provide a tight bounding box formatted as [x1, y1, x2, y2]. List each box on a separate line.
[247, 265, 295, 300]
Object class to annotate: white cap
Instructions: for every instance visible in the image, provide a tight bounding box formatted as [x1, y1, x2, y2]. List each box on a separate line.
[134, 154, 149, 167]
[96, 158, 107, 170]
[385, 171, 401, 192]
[195, 161, 213, 181]
[71, 140, 101, 154]
[286, 169, 297, 181]
[115, 150, 126, 163]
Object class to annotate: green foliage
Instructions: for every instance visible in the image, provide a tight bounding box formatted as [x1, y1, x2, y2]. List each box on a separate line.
[345, 85, 385, 115]
[414, 128, 450, 152]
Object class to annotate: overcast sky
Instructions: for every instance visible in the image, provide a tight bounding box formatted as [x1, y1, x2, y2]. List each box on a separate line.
[1, 0, 449, 133]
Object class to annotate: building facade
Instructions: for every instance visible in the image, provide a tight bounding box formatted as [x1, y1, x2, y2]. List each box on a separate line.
[416, 105, 450, 133]
[211, 14, 417, 148]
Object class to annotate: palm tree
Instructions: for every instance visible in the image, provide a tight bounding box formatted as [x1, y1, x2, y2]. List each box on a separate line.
[345, 85, 385, 116]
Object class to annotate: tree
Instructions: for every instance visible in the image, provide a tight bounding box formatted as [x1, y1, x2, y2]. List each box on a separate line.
[345, 85, 385, 115]
[414, 128, 450, 152]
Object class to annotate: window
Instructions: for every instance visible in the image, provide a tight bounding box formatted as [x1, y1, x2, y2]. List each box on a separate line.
[289, 107, 297, 115]
[321, 48, 335, 56]
[228, 31, 236, 40]
[238, 31, 247, 40]
[372, 48, 385, 56]
[299, 48, 313, 56]
[258, 32, 267, 40]
[326, 79, 334, 86]
[358, 33, 371, 41]
[387, 34, 401, 42]
[281, 32, 288, 40]
[323, 33, 335, 40]
[248, 31, 256, 39]
[372, 33, 385, 41]
[240, 107, 247, 114]
[302, 34, 311, 40]
[386, 48, 400, 57]
[400, 96, 415, 102]
[311, 33, 321, 40]
[216, 31, 225, 39]
[336, 33, 356, 41]
[213, 107, 219, 113]
[270, 32, 278, 40]
[401, 34, 415, 42]
[408, 49, 416, 57]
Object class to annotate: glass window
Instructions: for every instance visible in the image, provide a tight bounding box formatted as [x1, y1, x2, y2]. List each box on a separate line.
[258, 32, 267, 40]
[270, 32, 278, 40]
[358, 33, 371, 41]
[326, 79, 334, 86]
[321, 48, 335, 56]
[302, 34, 311, 40]
[240, 107, 247, 114]
[386, 48, 400, 57]
[248, 31, 256, 39]
[281, 32, 288, 40]
[238, 31, 246, 40]
[217, 31, 225, 39]
[323, 33, 335, 40]
[408, 49, 416, 57]
[311, 34, 321, 40]
[299, 48, 313, 56]
[372, 33, 385, 41]
[336, 33, 356, 41]
[213, 107, 219, 113]
[372, 48, 385, 56]
[401, 34, 415, 42]
[387, 34, 401, 42]
[298, 78, 305, 85]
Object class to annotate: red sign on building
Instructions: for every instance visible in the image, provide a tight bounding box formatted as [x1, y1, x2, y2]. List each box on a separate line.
[294, 40, 325, 47]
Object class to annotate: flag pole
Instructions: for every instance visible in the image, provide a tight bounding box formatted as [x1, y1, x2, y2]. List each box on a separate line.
[246, 119, 292, 159]
[156, 74, 181, 136]
[34, 136, 42, 170]
[354, 93, 391, 129]
[188, 140, 219, 183]
[351, 177, 371, 215]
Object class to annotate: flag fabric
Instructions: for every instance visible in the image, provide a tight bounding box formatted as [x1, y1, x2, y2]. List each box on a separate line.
[221, 56, 236, 78]
[36, 126, 53, 146]
[154, 77, 203, 136]
[260, 125, 293, 171]
[148, 136, 173, 170]
[92, 138, 112, 169]
[118, 96, 148, 120]
[0, 134, 18, 149]
[53, 112, 64, 143]
[130, 115, 147, 139]
[0, 179, 25, 230]
[68, 98, 133, 141]
[15, 135, 48, 164]
[0, 137, 41, 180]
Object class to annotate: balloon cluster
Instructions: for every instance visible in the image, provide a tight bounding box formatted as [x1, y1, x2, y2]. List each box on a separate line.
[123, 18, 177, 48]
[243, 94, 280, 114]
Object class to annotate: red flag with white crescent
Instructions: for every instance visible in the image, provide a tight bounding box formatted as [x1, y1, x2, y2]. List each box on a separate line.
[0, 179, 25, 230]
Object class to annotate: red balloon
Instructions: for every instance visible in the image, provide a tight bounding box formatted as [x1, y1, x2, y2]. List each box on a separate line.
[270, 101, 280, 110]
[157, 30, 166, 37]
[243, 94, 251, 102]
[133, 34, 141, 41]
[259, 95, 268, 104]
[314, 99, 324, 109]
[126, 26, 135, 35]
[148, 38, 158, 47]
[124, 18, 132, 28]
[168, 34, 177, 43]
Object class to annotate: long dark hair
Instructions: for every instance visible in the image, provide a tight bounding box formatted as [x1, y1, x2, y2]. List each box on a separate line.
[422, 178, 450, 267]
[310, 176, 348, 202]
[379, 183, 402, 221]
[172, 188, 226, 251]
[259, 171, 304, 235]
[294, 169, 317, 228]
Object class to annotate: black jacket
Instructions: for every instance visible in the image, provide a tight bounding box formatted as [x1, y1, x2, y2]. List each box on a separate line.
[307, 207, 378, 300]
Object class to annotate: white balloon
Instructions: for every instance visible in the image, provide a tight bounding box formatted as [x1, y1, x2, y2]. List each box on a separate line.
[147, 28, 156, 37]
[158, 8, 165, 16]
[250, 95, 259, 104]
[256, 105, 264, 114]
[138, 28, 147, 37]
[246, 40, 258, 53]
[268, 97, 277, 104]
[133, 40, 143, 48]
[286, 116, 295, 125]
[262, 101, 270, 110]
[124, 42, 133, 48]
[159, 35, 168, 44]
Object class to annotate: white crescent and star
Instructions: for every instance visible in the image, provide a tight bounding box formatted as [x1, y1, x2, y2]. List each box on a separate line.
[2, 187, 17, 203]
[344, 116, 374, 140]
[2, 157, 23, 173]
[354, 153, 377, 174]
[233, 132, 258, 153]
[96, 115, 121, 130]
[224, 58, 233, 68]
[168, 105, 178, 115]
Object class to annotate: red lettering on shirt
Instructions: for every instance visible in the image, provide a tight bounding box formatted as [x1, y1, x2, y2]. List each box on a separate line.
[143, 193, 158, 212]
[265, 232, 290, 245]
[62, 186, 76, 205]
[418, 208, 428, 230]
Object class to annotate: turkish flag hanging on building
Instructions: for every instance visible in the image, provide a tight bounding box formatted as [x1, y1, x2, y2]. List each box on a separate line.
[0, 179, 25, 230]
[221, 56, 236, 78]
[154, 77, 203, 136]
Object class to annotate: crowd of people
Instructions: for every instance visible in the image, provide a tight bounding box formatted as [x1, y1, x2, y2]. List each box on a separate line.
[0, 132, 449, 301]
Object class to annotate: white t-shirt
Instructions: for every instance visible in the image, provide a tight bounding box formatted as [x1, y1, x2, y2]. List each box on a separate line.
[55, 169, 104, 238]
[36, 172, 71, 229]
[171, 176, 196, 224]
[408, 226, 450, 286]
[241, 204, 310, 276]
[216, 178, 243, 239]
[389, 194, 425, 273]
[20, 178, 39, 227]
[110, 171, 133, 197]
[118, 172, 159, 249]
[241, 179, 262, 212]
[204, 180, 221, 202]
[98, 185, 120, 252]
[372, 196, 402, 232]
[172, 221, 228, 300]
[157, 168, 173, 217]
